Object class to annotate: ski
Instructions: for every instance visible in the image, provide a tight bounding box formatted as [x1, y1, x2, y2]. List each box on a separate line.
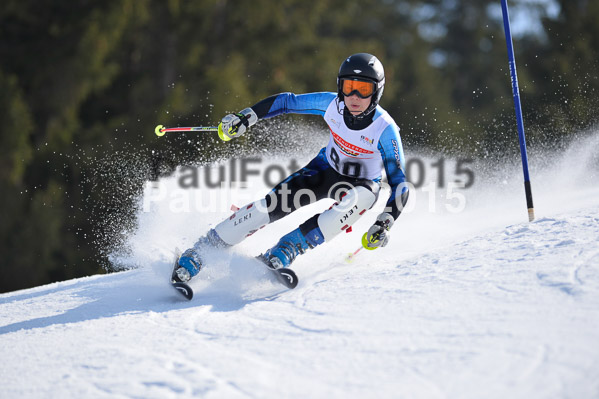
[171, 281, 194, 300]
[170, 251, 194, 301]
[256, 254, 299, 289]
[168, 249, 296, 298]
[271, 267, 298, 289]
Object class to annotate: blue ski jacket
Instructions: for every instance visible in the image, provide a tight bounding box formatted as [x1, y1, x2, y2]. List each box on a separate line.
[250, 92, 409, 219]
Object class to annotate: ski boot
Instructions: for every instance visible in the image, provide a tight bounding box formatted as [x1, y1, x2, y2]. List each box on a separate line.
[258, 227, 313, 269]
[172, 248, 202, 283]
[172, 229, 228, 282]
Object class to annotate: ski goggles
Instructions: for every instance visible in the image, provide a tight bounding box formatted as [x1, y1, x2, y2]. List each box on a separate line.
[340, 78, 376, 98]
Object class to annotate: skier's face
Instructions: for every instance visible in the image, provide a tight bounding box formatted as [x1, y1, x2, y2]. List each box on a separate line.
[344, 93, 371, 115]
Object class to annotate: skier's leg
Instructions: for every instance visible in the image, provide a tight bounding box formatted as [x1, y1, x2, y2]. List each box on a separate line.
[174, 197, 271, 281]
[176, 151, 331, 281]
[260, 183, 380, 269]
[264, 148, 332, 223]
[208, 152, 332, 247]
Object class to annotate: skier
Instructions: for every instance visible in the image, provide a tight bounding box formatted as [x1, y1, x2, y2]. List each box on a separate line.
[173, 53, 409, 283]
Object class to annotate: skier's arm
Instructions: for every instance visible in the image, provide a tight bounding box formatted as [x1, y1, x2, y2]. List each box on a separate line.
[218, 92, 336, 141]
[378, 124, 409, 221]
[218, 92, 337, 141]
[250, 92, 337, 119]
[363, 124, 408, 249]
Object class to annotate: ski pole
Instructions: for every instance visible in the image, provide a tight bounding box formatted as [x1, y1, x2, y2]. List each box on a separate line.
[500, 0, 535, 222]
[154, 124, 219, 137]
[345, 232, 380, 262]
[345, 246, 363, 263]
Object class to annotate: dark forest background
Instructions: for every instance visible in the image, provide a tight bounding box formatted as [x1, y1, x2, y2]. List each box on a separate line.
[1, 0, 598, 293]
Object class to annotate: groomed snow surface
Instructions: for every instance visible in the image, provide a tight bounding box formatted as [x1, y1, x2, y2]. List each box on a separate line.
[1, 133, 599, 398]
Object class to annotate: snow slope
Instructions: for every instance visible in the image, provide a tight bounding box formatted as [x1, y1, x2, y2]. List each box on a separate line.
[1, 133, 599, 399]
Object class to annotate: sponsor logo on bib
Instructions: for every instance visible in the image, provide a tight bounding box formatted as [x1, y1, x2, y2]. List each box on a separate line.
[330, 130, 374, 158]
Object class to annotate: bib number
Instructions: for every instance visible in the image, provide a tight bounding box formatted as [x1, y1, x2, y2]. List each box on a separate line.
[330, 147, 362, 178]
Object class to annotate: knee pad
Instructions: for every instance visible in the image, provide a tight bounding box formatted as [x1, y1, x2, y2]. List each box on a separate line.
[214, 198, 271, 246]
[317, 185, 377, 242]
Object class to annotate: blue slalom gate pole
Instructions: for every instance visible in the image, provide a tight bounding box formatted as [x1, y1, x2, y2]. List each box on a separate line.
[501, 0, 535, 222]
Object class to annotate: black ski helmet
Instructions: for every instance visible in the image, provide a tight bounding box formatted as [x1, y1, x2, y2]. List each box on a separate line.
[337, 53, 385, 116]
